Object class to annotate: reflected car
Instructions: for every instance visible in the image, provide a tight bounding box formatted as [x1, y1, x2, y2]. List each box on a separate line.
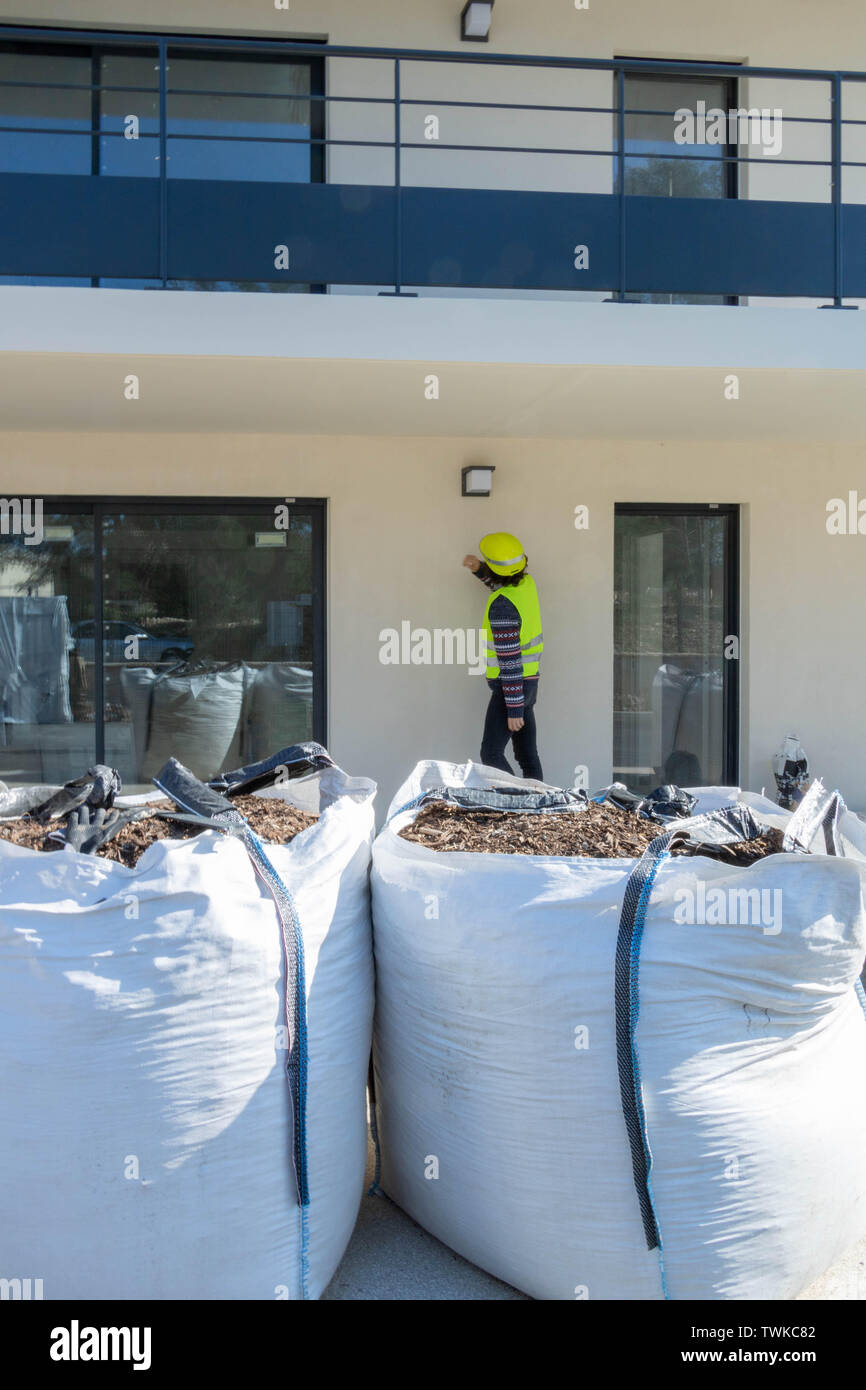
[71, 620, 194, 664]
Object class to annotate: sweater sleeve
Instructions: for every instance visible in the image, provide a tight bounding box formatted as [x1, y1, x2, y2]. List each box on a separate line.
[488, 591, 525, 715]
[473, 561, 501, 592]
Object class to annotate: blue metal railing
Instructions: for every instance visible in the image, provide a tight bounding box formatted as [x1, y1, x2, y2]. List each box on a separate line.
[0, 26, 865, 302]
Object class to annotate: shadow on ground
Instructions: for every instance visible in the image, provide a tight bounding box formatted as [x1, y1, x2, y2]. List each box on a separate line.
[323, 1136, 866, 1301]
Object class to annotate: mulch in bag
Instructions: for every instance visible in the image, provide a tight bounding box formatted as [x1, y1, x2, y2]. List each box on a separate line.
[399, 794, 784, 863]
[0, 791, 317, 867]
[0, 744, 376, 1300]
[372, 762, 866, 1301]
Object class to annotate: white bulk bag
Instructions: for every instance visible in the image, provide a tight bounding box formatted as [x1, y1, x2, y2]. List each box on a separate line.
[245, 664, 314, 763]
[129, 666, 246, 781]
[0, 761, 375, 1300]
[371, 761, 866, 1301]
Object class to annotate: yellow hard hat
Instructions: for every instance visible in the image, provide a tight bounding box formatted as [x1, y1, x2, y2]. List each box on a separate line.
[479, 532, 526, 577]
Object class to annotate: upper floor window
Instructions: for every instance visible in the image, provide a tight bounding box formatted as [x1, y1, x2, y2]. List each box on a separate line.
[0, 36, 324, 183]
[617, 66, 738, 305]
[166, 50, 322, 182]
[0, 41, 159, 177]
[621, 70, 737, 201]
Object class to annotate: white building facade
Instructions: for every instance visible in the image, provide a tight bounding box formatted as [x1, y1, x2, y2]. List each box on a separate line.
[1, 0, 865, 809]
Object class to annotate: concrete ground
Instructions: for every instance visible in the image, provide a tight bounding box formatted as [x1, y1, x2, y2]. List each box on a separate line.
[322, 1138, 527, 1301]
[323, 1134, 866, 1301]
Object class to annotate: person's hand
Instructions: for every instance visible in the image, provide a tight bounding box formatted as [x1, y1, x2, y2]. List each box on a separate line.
[508, 717, 525, 733]
[463, 554, 480, 572]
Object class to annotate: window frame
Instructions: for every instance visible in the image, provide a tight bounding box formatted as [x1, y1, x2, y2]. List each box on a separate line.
[162, 41, 326, 186]
[0, 29, 327, 291]
[613, 501, 740, 788]
[615, 62, 740, 304]
[14, 495, 328, 764]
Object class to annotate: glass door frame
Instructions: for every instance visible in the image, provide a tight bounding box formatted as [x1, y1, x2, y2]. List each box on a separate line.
[618, 65, 740, 201]
[615, 62, 740, 305]
[40, 495, 327, 762]
[614, 501, 740, 787]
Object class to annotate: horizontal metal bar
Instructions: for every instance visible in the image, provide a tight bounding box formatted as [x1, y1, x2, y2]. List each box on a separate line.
[0, 79, 389, 107]
[1, 24, 865, 82]
[0, 125, 388, 150]
[385, 143, 834, 168]
[0, 77, 844, 130]
[0, 124, 160, 137]
[0, 89, 846, 136]
[399, 96, 613, 116]
[164, 88, 378, 103]
[0, 80, 159, 93]
[0, 125, 845, 170]
[161, 132, 390, 149]
[401, 96, 834, 126]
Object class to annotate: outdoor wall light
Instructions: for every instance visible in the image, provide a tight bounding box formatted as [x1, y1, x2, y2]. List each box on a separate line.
[462, 465, 495, 496]
[460, 2, 494, 42]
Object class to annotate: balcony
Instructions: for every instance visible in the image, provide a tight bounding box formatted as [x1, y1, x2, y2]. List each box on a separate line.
[1, 27, 866, 303]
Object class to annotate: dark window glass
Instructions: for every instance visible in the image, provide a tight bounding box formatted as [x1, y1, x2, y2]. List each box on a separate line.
[98, 49, 159, 177]
[166, 52, 316, 182]
[0, 42, 158, 177]
[622, 74, 734, 200]
[613, 507, 738, 793]
[0, 40, 321, 184]
[101, 508, 318, 787]
[0, 36, 324, 288]
[618, 70, 737, 305]
[0, 45, 92, 174]
[0, 502, 324, 790]
[0, 510, 97, 783]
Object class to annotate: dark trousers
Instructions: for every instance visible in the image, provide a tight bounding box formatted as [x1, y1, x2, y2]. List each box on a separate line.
[480, 678, 543, 781]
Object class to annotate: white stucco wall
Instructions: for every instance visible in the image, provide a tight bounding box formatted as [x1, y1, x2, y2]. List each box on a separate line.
[1, 6, 863, 808]
[2, 429, 863, 813]
[4, 0, 864, 69]
[3, 0, 862, 207]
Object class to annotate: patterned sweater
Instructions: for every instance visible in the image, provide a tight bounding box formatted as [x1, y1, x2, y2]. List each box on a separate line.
[475, 563, 538, 715]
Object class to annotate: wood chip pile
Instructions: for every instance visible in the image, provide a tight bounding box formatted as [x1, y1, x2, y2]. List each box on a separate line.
[0, 795, 318, 868]
[399, 799, 785, 862]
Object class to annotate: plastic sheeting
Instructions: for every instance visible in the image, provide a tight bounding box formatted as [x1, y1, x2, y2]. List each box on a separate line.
[0, 595, 72, 728]
[246, 664, 313, 763]
[120, 666, 246, 782]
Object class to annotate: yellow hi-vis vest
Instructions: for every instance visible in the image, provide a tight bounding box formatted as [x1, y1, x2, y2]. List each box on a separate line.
[483, 573, 543, 679]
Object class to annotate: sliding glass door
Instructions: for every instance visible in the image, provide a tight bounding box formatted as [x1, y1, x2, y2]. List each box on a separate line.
[618, 67, 738, 304]
[613, 504, 739, 792]
[0, 498, 325, 789]
[0, 34, 325, 291]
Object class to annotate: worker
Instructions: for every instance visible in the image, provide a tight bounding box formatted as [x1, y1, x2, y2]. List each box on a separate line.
[463, 532, 543, 781]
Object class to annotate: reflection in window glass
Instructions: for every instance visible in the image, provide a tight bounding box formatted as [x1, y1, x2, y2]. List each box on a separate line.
[102, 509, 316, 788]
[0, 42, 318, 183]
[613, 509, 735, 794]
[0, 510, 97, 784]
[0, 46, 92, 174]
[623, 75, 733, 200]
[166, 53, 314, 181]
[619, 72, 736, 305]
[98, 49, 159, 177]
[0, 503, 322, 791]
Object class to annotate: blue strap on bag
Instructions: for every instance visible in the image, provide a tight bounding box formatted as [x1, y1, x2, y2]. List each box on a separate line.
[153, 756, 312, 1299]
